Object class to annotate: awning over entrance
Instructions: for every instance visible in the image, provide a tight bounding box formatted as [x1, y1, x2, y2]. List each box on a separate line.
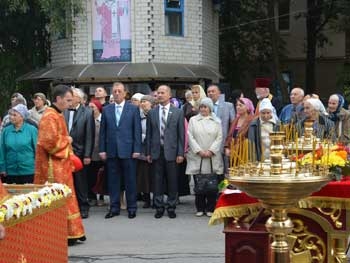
[17, 63, 222, 83]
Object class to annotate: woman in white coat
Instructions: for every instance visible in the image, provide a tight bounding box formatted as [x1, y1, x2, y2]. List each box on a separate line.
[186, 98, 223, 217]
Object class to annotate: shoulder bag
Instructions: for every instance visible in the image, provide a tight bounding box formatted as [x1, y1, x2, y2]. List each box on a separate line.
[193, 158, 218, 194]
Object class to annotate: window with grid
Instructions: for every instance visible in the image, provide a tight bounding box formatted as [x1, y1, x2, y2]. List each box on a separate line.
[165, 0, 184, 36]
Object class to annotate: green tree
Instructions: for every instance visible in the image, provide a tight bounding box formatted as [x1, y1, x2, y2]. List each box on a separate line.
[219, 0, 287, 101]
[305, 0, 350, 94]
[0, 0, 83, 114]
[333, 0, 350, 102]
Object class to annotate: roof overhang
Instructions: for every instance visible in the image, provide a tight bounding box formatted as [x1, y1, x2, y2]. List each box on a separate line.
[17, 63, 222, 83]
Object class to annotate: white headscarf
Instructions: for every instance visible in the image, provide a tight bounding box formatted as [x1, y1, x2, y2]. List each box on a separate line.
[306, 98, 327, 115]
[259, 98, 278, 122]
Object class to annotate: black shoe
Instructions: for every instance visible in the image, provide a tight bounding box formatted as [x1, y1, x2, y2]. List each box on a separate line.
[154, 209, 164, 219]
[79, 236, 87, 242]
[105, 211, 120, 219]
[168, 211, 176, 219]
[128, 211, 136, 219]
[81, 210, 89, 219]
[68, 238, 77, 246]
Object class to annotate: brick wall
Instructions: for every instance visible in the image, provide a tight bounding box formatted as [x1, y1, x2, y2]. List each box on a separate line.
[51, 0, 219, 72]
[202, 0, 219, 69]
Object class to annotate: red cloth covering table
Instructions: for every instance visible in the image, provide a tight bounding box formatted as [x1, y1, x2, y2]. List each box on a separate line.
[0, 185, 69, 263]
[210, 180, 350, 226]
[210, 180, 350, 263]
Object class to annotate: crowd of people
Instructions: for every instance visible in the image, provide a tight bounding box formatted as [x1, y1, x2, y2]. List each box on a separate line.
[0, 78, 349, 245]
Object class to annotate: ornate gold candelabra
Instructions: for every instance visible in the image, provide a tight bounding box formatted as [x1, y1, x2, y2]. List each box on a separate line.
[227, 132, 331, 263]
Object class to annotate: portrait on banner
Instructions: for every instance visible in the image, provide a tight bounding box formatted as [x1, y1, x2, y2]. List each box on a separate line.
[92, 0, 131, 62]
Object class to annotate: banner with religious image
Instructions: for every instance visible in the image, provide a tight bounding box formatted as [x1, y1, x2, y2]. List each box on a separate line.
[92, 0, 131, 62]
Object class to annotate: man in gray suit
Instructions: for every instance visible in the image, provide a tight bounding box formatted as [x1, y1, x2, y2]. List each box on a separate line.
[207, 84, 235, 171]
[146, 85, 185, 219]
[207, 84, 235, 151]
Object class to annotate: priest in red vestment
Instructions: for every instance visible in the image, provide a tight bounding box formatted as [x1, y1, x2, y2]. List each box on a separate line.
[34, 85, 86, 246]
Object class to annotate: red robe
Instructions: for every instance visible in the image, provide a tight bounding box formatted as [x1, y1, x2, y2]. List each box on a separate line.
[34, 107, 85, 239]
[0, 180, 9, 203]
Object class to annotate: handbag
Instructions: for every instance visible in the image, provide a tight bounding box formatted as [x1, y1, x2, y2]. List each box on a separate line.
[193, 158, 218, 194]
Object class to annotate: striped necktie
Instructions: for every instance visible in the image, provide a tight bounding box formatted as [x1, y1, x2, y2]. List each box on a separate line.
[160, 107, 167, 145]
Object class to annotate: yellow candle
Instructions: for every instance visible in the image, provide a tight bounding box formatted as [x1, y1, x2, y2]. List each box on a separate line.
[295, 132, 298, 173]
[312, 138, 316, 168]
[245, 139, 249, 164]
[327, 141, 330, 166]
[295, 132, 298, 160]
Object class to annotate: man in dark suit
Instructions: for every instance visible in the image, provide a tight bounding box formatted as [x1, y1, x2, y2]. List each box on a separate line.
[146, 85, 185, 219]
[99, 82, 141, 219]
[64, 88, 95, 219]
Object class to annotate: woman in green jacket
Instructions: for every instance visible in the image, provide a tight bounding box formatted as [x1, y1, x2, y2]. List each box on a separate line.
[0, 104, 37, 184]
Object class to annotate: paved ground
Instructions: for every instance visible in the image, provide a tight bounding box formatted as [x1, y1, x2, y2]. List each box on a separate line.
[68, 195, 225, 263]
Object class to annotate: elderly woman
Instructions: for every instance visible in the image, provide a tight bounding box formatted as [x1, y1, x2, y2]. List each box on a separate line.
[327, 94, 350, 145]
[297, 98, 334, 140]
[182, 90, 193, 119]
[0, 104, 37, 184]
[28, 92, 48, 124]
[248, 98, 281, 161]
[136, 95, 155, 208]
[224, 98, 255, 156]
[87, 99, 105, 206]
[186, 98, 223, 217]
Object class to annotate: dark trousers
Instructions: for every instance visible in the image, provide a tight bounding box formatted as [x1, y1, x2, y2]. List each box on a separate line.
[107, 157, 137, 213]
[152, 151, 178, 212]
[136, 159, 151, 194]
[195, 193, 217, 213]
[73, 164, 89, 212]
[4, 175, 33, 184]
[87, 160, 104, 200]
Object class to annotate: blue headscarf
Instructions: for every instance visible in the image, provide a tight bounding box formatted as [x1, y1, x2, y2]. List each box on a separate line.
[329, 94, 345, 122]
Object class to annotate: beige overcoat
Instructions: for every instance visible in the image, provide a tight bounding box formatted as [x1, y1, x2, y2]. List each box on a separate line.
[186, 114, 223, 175]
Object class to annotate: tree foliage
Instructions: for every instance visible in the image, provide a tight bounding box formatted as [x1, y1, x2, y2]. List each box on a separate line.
[0, 0, 83, 115]
[219, 0, 286, 100]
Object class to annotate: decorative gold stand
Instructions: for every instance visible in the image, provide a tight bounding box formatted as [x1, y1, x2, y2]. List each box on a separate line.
[227, 132, 331, 263]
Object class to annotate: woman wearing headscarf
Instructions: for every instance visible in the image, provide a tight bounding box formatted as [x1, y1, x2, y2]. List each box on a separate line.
[0, 104, 37, 184]
[136, 95, 155, 208]
[224, 98, 255, 157]
[87, 99, 105, 206]
[297, 98, 335, 140]
[248, 98, 281, 161]
[186, 98, 223, 217]
[190, 84, 207, 111]
[327, 94, 350, 145]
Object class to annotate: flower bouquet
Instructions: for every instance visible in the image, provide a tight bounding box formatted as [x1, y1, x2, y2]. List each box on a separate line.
[296, 143, 350, 181]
